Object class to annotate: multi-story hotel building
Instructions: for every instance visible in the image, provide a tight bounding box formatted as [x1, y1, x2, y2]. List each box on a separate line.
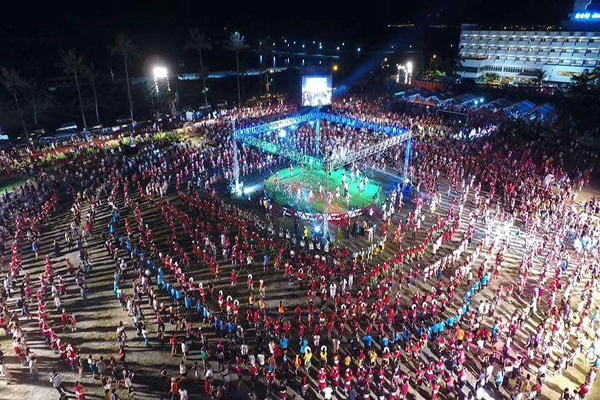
[457, 0, 600, 84]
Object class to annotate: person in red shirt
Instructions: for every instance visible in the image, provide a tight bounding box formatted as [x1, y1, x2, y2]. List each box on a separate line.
[170, 335, 178, 356]
[74, 381, 86, 400]
[579, 382, 589, 398]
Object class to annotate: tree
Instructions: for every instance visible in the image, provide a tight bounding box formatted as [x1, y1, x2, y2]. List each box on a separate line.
[534, 70, 547, 87]
[110, 32, 139, 124]
[0, 68, 29, 143]
[58, 49, 87, 130]
[257, 40, 272, 96]
[83, 63, 100, 124]
[27, 78, 43, 127]
[184, 27, 212, 107]
[225, 31, 249, 106]
[572, 69, 593, 95]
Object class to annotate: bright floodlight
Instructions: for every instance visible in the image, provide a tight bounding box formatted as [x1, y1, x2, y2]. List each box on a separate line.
[153, 66, 168, 79]
[406, 61, 413, 73]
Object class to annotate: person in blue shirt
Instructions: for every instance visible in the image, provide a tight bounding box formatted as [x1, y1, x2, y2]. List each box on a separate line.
[280, 337, 288, 350]
[300, 340, 309, 354]
[31, 240, 39, 260]
[363, 334, 373, 348]
[381, 336, 389, 349]
[214, 317, 221, 334]
[482, 273, 489, 286]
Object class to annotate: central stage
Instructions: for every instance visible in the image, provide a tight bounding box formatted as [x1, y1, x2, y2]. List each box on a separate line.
[264, 166, 382, 219]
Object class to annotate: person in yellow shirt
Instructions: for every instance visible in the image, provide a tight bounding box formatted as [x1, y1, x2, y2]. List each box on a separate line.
[320, 346, 328, 366]
[455, 327, 465, 344]
[344, 355, 351, 368]
[369, 349, 378, 366]
[304, 347, 313, 369]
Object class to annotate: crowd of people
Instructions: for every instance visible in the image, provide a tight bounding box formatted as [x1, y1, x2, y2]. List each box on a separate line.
[0, 96, 599, 400]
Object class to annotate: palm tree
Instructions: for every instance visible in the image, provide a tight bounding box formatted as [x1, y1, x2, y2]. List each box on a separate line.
[27, 78, 42, 127]
[0, 68, 29, 142]
[225, 31, 249, 106]
[257, 40, 271, 95]
[572, 69, 593, 95]
[58, 49, 87, 130]
[110, 32, 139, 124]
[534, 70, 547, 87]
[184, 27, 212, 107]
[83, 63, 100, 124]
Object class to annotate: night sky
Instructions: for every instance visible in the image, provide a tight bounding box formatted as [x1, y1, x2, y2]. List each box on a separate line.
[1, 0, 576, 75]
[6, 1, 576, 35]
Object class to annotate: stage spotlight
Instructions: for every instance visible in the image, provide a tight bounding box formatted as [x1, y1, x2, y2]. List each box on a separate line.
[314, 225, 321, 233]
[278, 129, 287, 138]
[243, 185, 259, 195]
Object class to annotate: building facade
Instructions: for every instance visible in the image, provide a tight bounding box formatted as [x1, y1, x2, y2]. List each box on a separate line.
[457, 1, 600, 84]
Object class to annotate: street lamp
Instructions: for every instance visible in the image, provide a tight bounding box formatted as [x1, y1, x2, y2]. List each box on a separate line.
[153, 66, 169, 94]
[152, 65, 171, 116]
[429, 54, 437, 71]
[333, 64, 338, 71]
[153, 66, 168, 79]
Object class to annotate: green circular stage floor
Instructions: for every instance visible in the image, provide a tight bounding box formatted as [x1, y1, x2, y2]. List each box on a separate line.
[264, 166, 382, 214]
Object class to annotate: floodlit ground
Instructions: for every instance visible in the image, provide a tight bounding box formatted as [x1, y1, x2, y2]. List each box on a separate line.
[1, 142, 599, 400]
